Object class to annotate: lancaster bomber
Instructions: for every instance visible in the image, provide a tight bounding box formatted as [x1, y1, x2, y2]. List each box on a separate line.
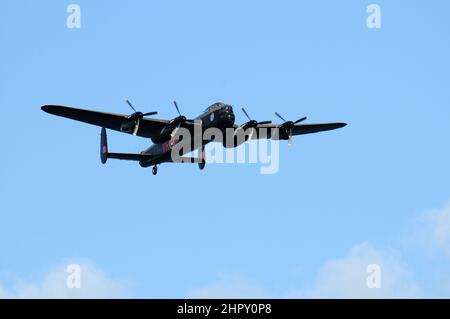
[41, 101, 346, 175]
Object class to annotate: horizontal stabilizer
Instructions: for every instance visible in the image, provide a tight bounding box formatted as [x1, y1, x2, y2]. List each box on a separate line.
[107, 153, 154, 161]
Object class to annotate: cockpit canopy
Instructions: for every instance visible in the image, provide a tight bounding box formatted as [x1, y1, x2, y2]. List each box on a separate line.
[205, 102, 232, 113]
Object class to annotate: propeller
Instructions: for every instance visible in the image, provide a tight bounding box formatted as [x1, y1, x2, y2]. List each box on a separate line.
[125, 99, 158, 136]
[169, 101, 194, 138]
[274, 112, 307, 146]
[242, 108, 272, 126]
[240, 107, 272, 140]
[173, 101, 182, 116]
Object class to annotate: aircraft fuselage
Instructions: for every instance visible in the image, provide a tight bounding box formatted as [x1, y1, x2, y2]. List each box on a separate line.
[139, 102, 235, 167]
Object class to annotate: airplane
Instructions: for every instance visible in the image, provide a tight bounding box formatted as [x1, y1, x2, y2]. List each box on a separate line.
[41, 101, 346, 175]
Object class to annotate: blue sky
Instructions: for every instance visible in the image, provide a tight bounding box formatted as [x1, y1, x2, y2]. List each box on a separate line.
[1, 0, 450, 298]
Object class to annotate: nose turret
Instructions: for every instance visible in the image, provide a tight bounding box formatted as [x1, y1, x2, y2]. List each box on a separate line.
[220, 105, 235, 127]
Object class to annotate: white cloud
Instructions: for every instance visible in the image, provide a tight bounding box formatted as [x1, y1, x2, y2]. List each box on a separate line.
[187, 244, 421, 299]
[188, 274, 264, 299]
[413, 201, 450, 258]
[296, 242, 420, 298]
[1, 260, 129, 299]
[187, 243, 422, 299]
[188, 200, 450, 299]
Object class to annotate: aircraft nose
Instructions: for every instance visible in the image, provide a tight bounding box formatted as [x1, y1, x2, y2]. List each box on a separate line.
[221, 110, 235, 126]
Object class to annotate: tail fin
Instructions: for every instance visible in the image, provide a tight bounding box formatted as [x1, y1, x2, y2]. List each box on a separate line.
[100, 127, 108, 164]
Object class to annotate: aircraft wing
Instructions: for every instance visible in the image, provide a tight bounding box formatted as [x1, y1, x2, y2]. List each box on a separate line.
[291, 123, 347, 135]
[246, 122, 347, 140]
[41, 105, 169, 139]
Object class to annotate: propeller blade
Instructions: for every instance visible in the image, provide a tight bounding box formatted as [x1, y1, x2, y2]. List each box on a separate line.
[171, 122, 182, 138]
[257, 121, 272, 125]
[241, 108, 251, 121]
[274, 112, 287, 122]
[249, 127, 255, 141]
[142, 111, 158, 116]
[294, 117, 307, 124]
[126, 99, 137, 113]
[126, 99, 157, 117]
[173, 101, 181, 116]
[288, 128, 293, 147]
[132, 118, 140, 136]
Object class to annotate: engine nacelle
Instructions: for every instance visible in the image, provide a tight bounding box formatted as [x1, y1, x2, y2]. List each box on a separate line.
[151, 116, 187, 144]
[222, 126, 254, 148]
[120, 118, 137, 134]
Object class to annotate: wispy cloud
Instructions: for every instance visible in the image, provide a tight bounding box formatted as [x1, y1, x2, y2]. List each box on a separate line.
[0, 259, 129, 299]
[295, 242, 420, 298]
[189, 200, 450, 299]
[410, 201, 450, 259]
[3, 201, 450, 298]
[188, 243, 420, 299]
